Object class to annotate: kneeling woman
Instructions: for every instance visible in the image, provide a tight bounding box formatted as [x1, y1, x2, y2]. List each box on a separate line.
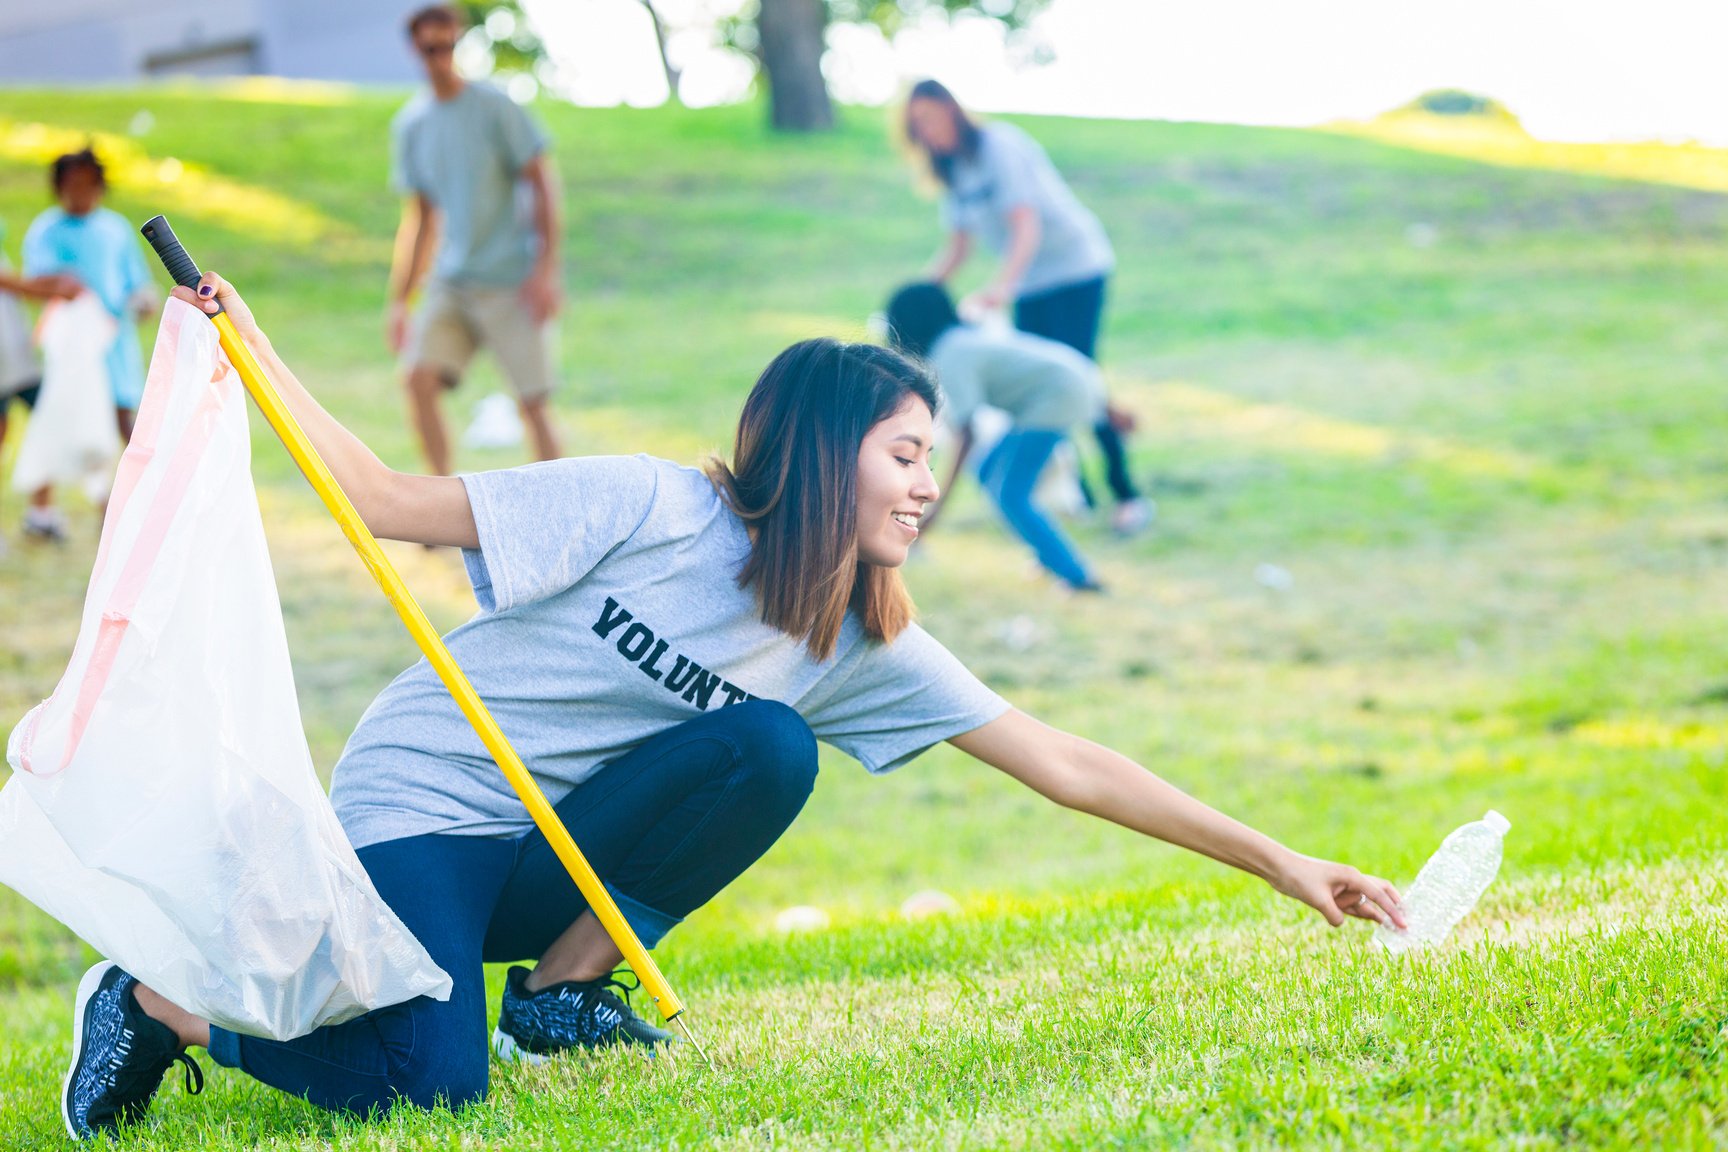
[62, 274, 1403, 1139]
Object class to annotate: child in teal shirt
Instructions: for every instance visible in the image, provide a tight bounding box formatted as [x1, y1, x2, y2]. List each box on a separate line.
[23, 149, 155, 437]
[20, 148, 156, 540]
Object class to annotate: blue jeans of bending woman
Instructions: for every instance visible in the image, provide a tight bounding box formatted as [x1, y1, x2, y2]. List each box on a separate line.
[205, 699, 818, 1118]
[977, 428, 1096, 589]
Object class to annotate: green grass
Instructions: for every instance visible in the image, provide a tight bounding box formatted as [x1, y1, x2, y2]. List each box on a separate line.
[2, 86, 1726, 1148]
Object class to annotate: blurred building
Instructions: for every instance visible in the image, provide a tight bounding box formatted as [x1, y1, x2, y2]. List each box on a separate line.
[0, 1, 421, 84]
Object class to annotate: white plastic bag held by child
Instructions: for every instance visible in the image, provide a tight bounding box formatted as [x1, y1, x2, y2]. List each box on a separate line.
[10, 293, 120, 501]
[0, 298, 451, 1040]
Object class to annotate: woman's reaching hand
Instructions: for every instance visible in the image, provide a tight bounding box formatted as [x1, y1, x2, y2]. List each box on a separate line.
[1268, 853, 1406, 930]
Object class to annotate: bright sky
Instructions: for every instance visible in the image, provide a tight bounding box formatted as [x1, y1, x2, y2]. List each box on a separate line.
[522, 0, 1728, 145]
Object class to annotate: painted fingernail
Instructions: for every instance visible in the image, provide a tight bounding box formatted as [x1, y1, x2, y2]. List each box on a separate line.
[198, 285, 214, 297]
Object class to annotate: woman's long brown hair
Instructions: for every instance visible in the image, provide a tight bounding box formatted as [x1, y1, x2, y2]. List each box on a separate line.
[904, 78, 983, 189]
[706, 339, 941, 661]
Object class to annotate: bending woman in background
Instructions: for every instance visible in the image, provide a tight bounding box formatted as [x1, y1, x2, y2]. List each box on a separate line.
[904, 78, 1151, 535]
[59, 271, 1402, 1140]
[886, 281, 1104, 592]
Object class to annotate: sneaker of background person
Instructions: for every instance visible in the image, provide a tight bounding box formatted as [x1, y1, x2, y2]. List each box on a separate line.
[491, 966, 678, 1064]
[1058, 577, 1108, 598]
[1110, 497, 1155, 536]
[62, 962, 204, 1140]
[23, 505, 67, 543]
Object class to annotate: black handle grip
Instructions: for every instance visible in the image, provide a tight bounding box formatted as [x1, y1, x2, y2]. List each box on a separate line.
[139, 215, 222, 313]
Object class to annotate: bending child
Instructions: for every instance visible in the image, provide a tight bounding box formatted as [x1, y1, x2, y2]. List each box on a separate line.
[887, 281, 1105, 592]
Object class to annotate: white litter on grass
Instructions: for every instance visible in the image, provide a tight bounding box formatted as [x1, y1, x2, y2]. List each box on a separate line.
[462, 392, 524, 449]
[1406, 222, 1440, 249]
[774, 905, 831, 934]
[994, 615, 1041, 652]
[1254, 562, 1294, 591]
[899, 890, 961, 920]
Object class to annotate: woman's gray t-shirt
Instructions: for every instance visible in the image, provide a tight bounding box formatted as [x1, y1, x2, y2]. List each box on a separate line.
[941, 121, 1115, 297]
[330, 455, 1010, 850]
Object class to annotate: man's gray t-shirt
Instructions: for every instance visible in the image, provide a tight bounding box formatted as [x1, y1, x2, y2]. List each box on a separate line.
[390, 81, 547, 287]
[942, 122, 1115, 297]
[929, 325, 1105, 433]
[330, 455, 1010, 850]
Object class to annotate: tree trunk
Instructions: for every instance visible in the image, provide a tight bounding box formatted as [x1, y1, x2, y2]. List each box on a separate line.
[638, 0, 682, 106]
[756, 0, 833, 132]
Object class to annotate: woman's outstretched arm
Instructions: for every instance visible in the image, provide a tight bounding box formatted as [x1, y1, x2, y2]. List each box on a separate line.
[966, 205, 1040, 313]
[924, 230, 971, 285]
[173, 274, 478, 549]
[949, 708, 1406, 929]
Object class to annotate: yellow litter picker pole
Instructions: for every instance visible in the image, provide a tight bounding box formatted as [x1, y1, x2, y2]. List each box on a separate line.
[139, 216, 703, 1050]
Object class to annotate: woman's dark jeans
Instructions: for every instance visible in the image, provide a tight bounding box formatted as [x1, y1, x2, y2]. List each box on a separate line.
[206, 700, 818, 1117]
[1014, 275, 1141, 504]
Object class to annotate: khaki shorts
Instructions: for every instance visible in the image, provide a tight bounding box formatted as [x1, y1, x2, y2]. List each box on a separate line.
[405, 281, 556, 401]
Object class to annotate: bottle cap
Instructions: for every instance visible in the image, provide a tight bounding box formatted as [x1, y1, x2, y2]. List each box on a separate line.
[1482, 810, 1510, 834]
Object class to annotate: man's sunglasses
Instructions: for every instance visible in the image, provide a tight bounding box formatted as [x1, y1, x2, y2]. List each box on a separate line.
[417, 41, 456, 58]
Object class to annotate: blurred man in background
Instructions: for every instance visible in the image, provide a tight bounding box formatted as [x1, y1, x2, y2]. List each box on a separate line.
[386, 3, 563, 475]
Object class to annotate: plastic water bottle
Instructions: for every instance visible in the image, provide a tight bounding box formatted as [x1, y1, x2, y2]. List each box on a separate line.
[1374, 810, 1510, 955]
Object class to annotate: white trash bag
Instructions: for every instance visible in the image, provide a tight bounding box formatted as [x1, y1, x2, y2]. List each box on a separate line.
[0, 298, 451, 1040]
[10, 293, 121, 502]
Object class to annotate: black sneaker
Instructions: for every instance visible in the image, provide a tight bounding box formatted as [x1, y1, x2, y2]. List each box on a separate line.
[62, 962, 204, 1140]
[491, 966, 678, 1064]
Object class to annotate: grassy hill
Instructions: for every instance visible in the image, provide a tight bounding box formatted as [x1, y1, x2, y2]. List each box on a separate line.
[1, 85, 1725, 1148]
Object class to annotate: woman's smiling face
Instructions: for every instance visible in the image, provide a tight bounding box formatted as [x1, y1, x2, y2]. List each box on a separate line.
[854, 396, 939, 568]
